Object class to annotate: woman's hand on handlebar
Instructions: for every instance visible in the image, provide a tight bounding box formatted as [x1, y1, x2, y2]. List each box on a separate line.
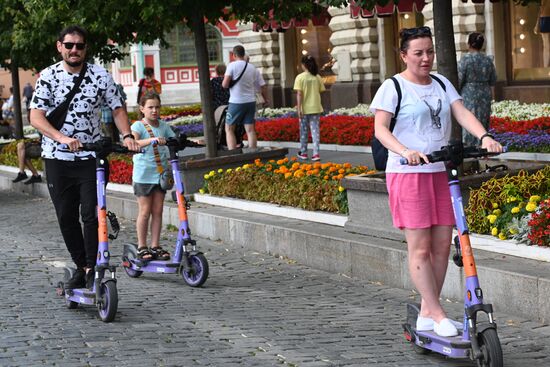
[481, 136, 503, 153]
[401, 148, 429, 166]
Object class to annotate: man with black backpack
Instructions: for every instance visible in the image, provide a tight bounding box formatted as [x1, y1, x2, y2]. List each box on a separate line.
[30, 25, 140, 290]
[222, 45, 268, 150]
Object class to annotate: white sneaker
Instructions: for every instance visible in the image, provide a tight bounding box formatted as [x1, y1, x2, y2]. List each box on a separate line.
[416, 316, 434, 331]
[434, 318, 459, 337]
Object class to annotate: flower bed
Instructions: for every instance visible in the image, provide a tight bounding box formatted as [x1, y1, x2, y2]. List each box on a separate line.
[255, 115, 374, 146]
[466, 165, 550, 246]
[201, 158, 374, 214]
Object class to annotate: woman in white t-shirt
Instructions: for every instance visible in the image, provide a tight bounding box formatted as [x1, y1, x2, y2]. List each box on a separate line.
[370, 26, 502, 338]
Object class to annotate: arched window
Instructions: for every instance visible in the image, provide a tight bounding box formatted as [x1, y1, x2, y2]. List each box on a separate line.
[160, 24, 222, 66]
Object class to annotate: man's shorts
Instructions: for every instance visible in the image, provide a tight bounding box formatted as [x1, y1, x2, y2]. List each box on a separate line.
[226, 102, 256, 125]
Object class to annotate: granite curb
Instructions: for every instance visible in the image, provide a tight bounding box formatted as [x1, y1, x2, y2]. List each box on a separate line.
[2, 171, 550, 324]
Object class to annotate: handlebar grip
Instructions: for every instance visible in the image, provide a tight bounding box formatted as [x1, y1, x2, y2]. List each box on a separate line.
[399, 157, 408, 165]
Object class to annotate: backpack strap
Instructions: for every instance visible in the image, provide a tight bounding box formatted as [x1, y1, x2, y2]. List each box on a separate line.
[389, 76, 402, 133]
[430, 74, 446, 91]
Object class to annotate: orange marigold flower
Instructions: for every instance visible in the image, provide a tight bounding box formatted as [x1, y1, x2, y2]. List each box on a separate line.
[276, 159, 285, 165]
[312, 169, 320, 175]
[284, 172, 292, 179]
[337, 174, 344, 180]
[338, 168, 345, 174]
[254, 158, 261, 164]
[343, 163, 352, 169]
[329, 166, 338, 173]
[279, 166, 288, 173]
[321, 163, 331, 170]
[323, 175, 329, 180]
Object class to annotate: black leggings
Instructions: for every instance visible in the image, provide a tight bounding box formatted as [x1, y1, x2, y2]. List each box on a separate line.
[45, 159, 98, 268]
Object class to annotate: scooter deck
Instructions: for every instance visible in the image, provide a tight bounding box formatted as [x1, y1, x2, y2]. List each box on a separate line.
[65, 288, 96, 305]
[130, 259, 179, 273]
[411, 325, 472, 358]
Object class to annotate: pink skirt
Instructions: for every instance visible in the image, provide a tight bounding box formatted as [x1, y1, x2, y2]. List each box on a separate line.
[386, 172, 455, 229]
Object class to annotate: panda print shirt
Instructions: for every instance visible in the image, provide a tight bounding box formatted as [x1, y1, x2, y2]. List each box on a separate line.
[30, 61, 123, 161]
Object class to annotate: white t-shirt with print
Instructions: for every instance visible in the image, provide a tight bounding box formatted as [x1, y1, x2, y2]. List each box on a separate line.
[30, 62, 123, 161]
[370, 74, 462, 173]
[225, 60, 265, 104]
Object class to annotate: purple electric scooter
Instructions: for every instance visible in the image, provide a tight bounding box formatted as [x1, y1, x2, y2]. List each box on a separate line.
[122, 134, 209, 287]
[56, 138, 138, 322]
[401, 141, 504, 366]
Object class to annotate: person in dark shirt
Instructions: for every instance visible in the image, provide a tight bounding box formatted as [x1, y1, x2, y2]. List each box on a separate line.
[210, 63, 230, 112]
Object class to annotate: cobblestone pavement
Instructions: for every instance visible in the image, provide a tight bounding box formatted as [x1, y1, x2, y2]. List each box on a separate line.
[2, 190, 550, 367]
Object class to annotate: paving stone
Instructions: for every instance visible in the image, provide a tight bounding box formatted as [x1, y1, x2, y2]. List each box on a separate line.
[1, 190, 550, 366]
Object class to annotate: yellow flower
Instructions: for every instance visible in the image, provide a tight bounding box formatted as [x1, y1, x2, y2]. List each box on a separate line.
[199, 188, 205, 194]
[491, 227, 498, 236]
[492, 203, 499, 209]
[498, 232, 507, 240]
[511, 207, 520, 214]
[525, 202, 537, 212]
[338, 186, 345, 192]
[486, 215, 497, 224]
[509, 228, 518, 235]
[217, 169, 223, 173]
[492, 209, 502, 216]
[529, 195, 541, 203]
[243, 164, 251, 169]
[209, 170, 215, 176]
[236, 167, 241, 171]
[226, 168, 233, 173]
[203, 174, 210, 180]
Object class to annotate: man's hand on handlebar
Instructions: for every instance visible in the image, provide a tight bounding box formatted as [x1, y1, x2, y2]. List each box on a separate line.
[58, 136, 82, 152]
[122, 136, 141, 152]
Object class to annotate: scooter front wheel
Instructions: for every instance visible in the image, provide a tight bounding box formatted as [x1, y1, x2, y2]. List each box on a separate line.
[477, 328, 503, 367]
[97, 281, 118, 322]
[181, 253, 209, 287]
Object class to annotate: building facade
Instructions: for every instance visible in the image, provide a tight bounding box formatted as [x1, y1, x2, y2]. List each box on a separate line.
[112, 1, 549, 109]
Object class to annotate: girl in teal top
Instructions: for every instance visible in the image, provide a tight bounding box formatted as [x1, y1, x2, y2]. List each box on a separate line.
[131, 93, 175, 261]
[294, 55, 325, 161]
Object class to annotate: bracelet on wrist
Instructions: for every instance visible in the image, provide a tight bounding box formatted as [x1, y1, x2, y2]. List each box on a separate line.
[400, 148, 409, 157]
[479, 133, 494, 142]
[122, 133, 134, 140]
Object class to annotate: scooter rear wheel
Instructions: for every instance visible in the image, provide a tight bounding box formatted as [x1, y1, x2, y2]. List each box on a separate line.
[97, 281, 118, 322]
[181, 253, 209, 287]
[477, 328, 503, 367]
[124, 265, 143, 278]
[413, 344, 431, 355]
[66, 298, 78, 309]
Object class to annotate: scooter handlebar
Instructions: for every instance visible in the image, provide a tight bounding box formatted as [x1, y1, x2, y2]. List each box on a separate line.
[59, 141, 144, 154]
[399, 143, 505, 165]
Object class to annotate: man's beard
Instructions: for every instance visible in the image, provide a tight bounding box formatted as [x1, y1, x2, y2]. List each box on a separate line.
[66, 59, 83, 67]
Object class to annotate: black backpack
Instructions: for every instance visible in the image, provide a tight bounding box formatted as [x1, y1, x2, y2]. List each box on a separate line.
[371, 74, 446, 171]
[215, 105, 245, 150]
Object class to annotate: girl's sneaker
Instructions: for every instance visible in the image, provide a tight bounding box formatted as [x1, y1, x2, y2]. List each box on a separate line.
[297, 152, 308, 160]
[311, 154, 321, 161]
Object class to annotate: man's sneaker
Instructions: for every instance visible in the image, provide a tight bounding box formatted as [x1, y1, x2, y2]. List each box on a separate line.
[12, 172, 27, 183]
[85, 270, 95, 290]
[297, 152, 308, 160]
[24, 175, 42, 185]
[311, 154, 321, 161]
[65, 268, 86, 289]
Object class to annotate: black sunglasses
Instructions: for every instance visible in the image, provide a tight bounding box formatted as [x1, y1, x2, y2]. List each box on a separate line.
[401, 26, 432, 40]
[62, 42, 86, 50]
